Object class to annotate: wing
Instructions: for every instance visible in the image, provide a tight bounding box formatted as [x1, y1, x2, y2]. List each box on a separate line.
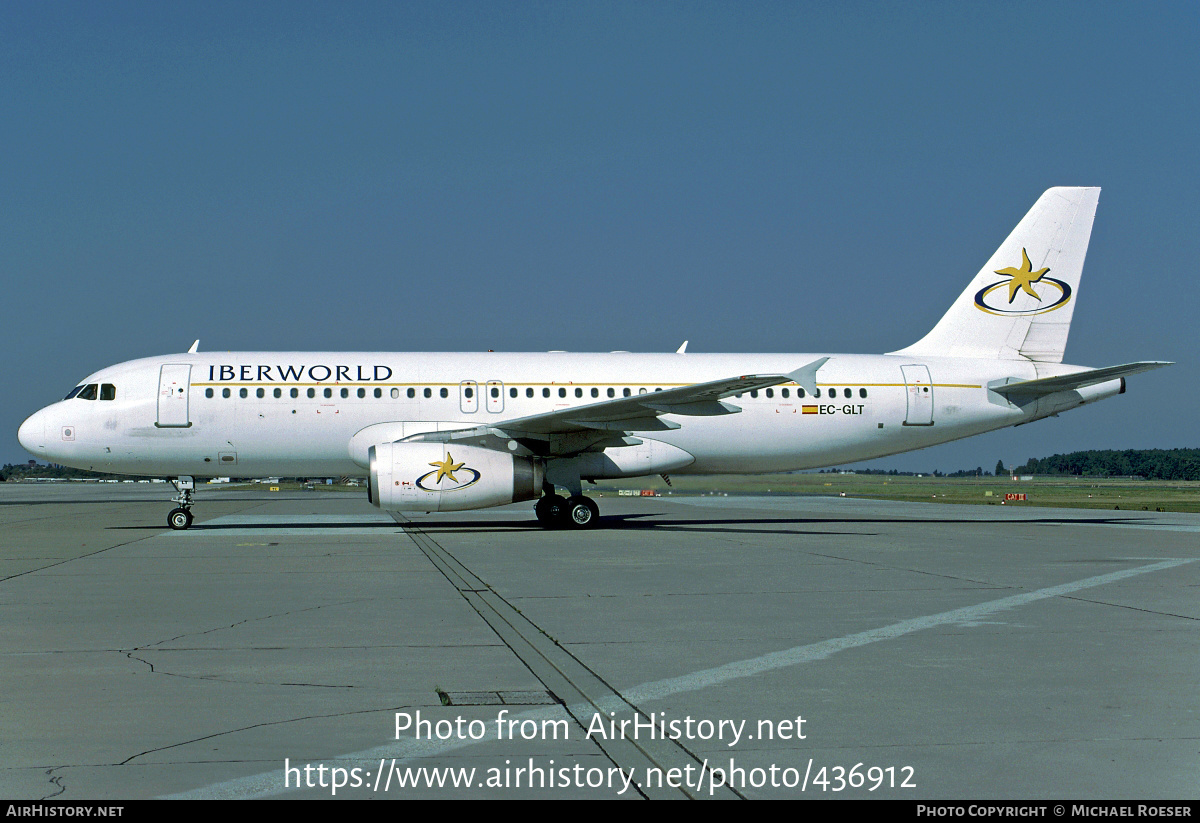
[403, 357, 829, 456]
[990, 361, 1172, 398]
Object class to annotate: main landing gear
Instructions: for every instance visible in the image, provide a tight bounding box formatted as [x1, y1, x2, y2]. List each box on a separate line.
[167, 476, 195, 530]
[535, 492, 600, 529]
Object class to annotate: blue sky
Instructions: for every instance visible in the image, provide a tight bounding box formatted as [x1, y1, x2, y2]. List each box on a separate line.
[4, 1, 1196, 472]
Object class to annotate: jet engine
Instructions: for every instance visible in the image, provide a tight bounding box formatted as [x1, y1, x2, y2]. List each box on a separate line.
[368, 442, 543, 512]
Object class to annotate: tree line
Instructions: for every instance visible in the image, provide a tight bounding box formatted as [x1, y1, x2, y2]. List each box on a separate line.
[1013, 449, 1200, 481]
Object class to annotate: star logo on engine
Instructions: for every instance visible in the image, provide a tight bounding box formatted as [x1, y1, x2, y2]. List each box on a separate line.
[429, 453, 466, 484]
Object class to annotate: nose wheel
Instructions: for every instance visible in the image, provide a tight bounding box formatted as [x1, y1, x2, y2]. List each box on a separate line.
[167, 507, 194, 530]
[167, 476, 196, 530]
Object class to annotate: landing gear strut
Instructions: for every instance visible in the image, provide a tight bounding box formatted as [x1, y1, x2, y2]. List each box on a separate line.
[167, 476, 195, 530]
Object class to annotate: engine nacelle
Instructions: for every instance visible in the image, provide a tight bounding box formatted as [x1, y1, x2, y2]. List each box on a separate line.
[368, 442, 543, 513]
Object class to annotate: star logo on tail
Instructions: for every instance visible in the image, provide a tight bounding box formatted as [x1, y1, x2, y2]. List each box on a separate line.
[973, 248, 1072, 317]
[994, 248, 1050, 303]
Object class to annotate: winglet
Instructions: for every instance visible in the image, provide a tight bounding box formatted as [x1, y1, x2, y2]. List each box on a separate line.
[676, 340, 688, 354]
[787, 357, 829, 395]
[188, 340, 200, 354]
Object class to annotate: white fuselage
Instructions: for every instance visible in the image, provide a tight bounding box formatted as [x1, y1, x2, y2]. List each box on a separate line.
[17, 350, 1118, 479]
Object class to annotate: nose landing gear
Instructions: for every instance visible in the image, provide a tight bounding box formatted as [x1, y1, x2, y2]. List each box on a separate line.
[167, 476, 196, 530]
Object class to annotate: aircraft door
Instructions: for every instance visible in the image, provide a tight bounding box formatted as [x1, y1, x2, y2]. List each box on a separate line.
[460, 381, 478, 413]
[901, 365, 934, 426]
[156, 364, 192, 428]
[486, 381, 504, 413]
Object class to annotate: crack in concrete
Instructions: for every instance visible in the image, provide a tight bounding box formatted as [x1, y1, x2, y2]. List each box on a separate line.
[42, 767, 66, 800]
[118, 704, 414, 766]
[1, 532, 161, 584]
[804, 550, 1004, 587]
[123, 649, 356, 689]
[138, 598, 372, 650]
[1059, 595, 1200, 622]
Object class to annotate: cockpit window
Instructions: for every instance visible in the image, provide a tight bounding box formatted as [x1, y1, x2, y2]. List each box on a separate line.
[100, 384, 116, 400]
[76, 384, 99, 400]
[64, 386, 84, 400]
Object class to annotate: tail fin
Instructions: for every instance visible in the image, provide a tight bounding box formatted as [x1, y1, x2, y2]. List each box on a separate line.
[891, 187, 1100, 363]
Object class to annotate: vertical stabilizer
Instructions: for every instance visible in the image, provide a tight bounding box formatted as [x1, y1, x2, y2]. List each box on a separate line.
[891, 187, 1100, 363]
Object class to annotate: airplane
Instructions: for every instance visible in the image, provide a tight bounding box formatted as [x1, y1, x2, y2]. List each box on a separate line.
[17, 187, 1170, 530]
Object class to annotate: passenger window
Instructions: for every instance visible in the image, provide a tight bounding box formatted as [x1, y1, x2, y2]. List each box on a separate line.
[78, 384, 98, 400]
[100, 384, 116, 400]
[356, 388, 364, 398]
[392, 388, 400, 399]
[543, 388, 550, 398]
[844, 388, 852, 399]
[750, 390, 758, 398]
[240, 388, 248, 398]
[407, 388, 415, 398]
[64, 386, 84, 400]
[492, 387, 500, 398]
[510, 388, 517, 398]
[607, 388, 615, 398]
[274, 388, 282, 398]
[623, 388, 631, 397]
[257, 388, 264, 398]
[526, 388, 533, 398]
[798, 388, 806, 397]
[324, 388, 332, 398]
[341, 388, 350, 398]
[424, 388, 432, 398]
[782, 388, 789, 398]
[223, 388, 231, 398]
[860, 388, 867, 398]
[374, 388, 382, 398]
[765, 389, 773, 398]
[440, 388, 448, 398]
[639, 388, 647, 395]
[464, 387, 474, 398]
[575, 388, 583, 398]
[591, 388, 599, 398]
[205, 388, 214, 398]
[813, 389, 821, 398]
[290, 388, 299, 398]
[307, 388, 315, 398]
[559, 388, 566, 398]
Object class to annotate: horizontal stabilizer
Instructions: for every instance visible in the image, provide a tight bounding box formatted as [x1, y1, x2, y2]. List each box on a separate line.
[991, 362, 1172, 397]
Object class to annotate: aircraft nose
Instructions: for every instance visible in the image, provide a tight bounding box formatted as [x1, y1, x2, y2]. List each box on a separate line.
[17, 409, 48, 457]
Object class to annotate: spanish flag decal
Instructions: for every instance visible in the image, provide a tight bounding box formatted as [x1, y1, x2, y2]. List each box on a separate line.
[802, 405, 818, 414]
